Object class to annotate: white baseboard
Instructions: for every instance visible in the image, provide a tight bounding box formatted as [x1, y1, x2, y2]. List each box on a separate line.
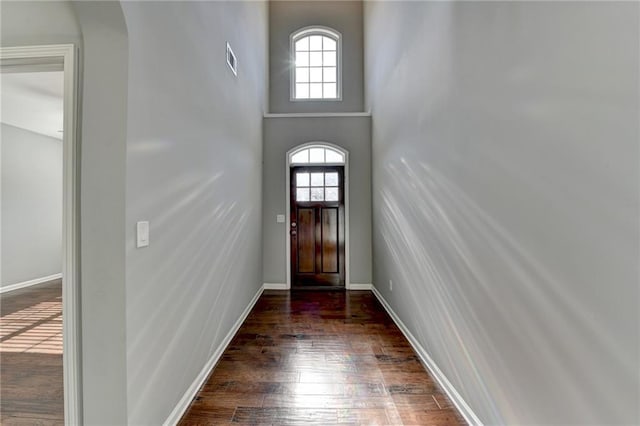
[263, 283, 373, 290]
[348, 283, 372, 290]
[163, 285, 264, 426]
[371, 285, 483, 426]
[0, 273, 62, 294]
[263, 283, 288, 290]
[264, 283, 372, 290]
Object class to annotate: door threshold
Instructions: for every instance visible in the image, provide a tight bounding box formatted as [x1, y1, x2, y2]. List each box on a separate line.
[291, 286, 346, 291]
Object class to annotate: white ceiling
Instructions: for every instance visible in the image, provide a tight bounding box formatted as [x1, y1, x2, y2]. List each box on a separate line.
[1, 71, 64, 140]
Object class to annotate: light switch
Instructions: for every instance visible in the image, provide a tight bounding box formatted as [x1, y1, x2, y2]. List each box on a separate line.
[136, 221, 149, 248]
[276, 214, 285, 223]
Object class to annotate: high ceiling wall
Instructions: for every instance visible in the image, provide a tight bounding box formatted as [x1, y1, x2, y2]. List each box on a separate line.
[365, 1, 639, 424]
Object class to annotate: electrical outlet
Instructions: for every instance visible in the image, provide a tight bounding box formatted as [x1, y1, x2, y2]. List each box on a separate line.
[389, 279, 393, 291]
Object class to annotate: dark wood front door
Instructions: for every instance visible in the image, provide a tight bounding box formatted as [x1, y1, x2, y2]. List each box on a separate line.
[291, 166, 345, 288]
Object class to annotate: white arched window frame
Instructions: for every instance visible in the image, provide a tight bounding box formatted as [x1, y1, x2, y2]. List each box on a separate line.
[289, 144, 346, 165]
[290, 26, 342, 101]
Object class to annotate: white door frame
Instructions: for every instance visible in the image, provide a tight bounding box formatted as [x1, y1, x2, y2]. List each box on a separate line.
[1, 44, 81, 425]
[285, 142, 351, 289]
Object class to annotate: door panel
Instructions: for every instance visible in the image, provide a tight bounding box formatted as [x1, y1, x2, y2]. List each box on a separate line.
[321, 208, 338, 273]
[297, 208, 315, 273]
[291, 166, 345, 288]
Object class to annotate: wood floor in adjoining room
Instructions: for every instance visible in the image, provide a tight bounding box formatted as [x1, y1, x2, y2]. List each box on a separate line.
[0, 280, 64, 425]
[179, 290, 467, 425]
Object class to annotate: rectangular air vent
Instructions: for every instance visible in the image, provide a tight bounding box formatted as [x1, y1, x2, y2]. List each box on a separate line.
[226, 42, 237, 76]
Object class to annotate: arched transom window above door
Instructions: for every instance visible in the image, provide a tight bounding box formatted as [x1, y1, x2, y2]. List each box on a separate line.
[291, 26, 341, 100]
[289, 145, 346, 165]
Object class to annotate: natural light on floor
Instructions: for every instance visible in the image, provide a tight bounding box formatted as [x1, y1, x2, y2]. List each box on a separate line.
[0, 297, 63, 354]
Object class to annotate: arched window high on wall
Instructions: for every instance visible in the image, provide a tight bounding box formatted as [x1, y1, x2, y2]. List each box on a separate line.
[290, 26, 341, 101]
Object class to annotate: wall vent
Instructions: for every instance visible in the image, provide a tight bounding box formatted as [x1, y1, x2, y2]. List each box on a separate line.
[226, 42, 237, 76]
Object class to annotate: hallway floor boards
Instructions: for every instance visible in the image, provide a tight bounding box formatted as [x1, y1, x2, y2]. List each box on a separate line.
[0, 280, 64, 425]
[179, 290, 466, 425]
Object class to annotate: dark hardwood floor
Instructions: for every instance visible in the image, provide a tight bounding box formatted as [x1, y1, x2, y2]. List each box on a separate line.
[179, 290, 467, 425]
[0, 286, 467, 425]
[0, 280, 64, 425]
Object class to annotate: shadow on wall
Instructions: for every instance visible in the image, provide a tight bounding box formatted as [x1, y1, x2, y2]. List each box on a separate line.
[376, 158, 635, 423]
[125, 164, 254, 418]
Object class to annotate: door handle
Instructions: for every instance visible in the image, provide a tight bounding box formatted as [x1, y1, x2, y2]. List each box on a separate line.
[291, 222, 297, 236]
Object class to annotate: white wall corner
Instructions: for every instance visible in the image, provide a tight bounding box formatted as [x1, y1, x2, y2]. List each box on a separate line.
[263, 283, 288, 290]
[371, 285, 484, 426]
[163, 285, 264, 426]
[0, 273, 62, 294]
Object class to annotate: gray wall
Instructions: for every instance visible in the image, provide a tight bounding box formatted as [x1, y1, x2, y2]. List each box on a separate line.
[365, 2, 639, 425]
[263, 116, 371, 285]
[1, 124, 62, 287]
[269, 1, 364, 113]
[0, 0, 81, 46]
[120, 2, 267, 424]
